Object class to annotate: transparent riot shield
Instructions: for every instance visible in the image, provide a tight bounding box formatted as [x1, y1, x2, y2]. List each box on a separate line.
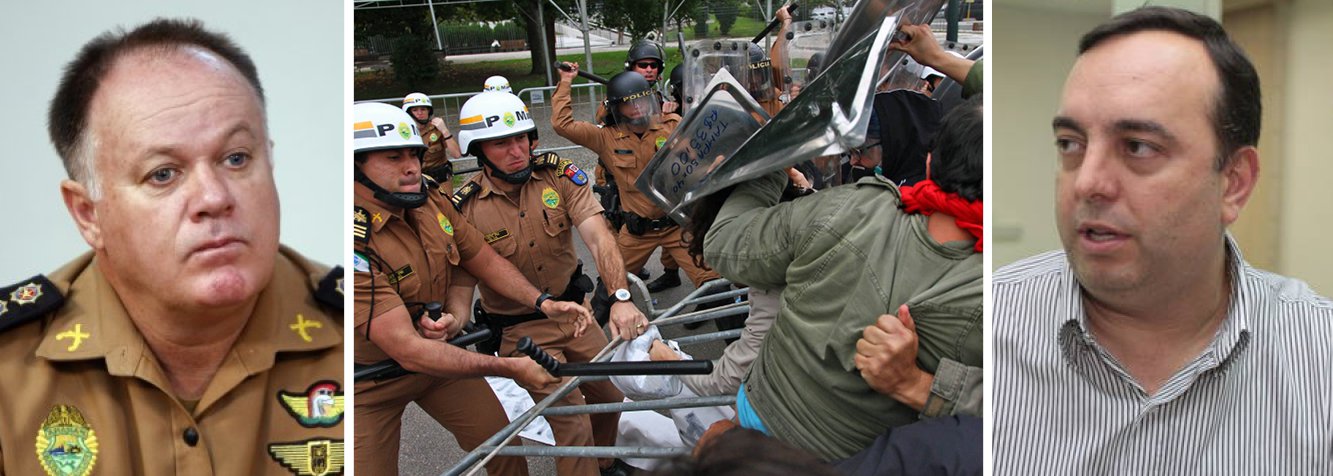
[634, 68, 770, 224]
[643, 0, 944, 207]
[785, 19, 837, 98]
[931, 45, 984, 115]
[681, 39, 749, 114]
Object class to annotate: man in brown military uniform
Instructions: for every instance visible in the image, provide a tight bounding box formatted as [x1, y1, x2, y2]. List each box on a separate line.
[552, 66, 721, 292]
[352, 102, 593, 475]
[403, 92, 463, 183]
[0, 19, 343, 475]
[449, 91, 649, 476]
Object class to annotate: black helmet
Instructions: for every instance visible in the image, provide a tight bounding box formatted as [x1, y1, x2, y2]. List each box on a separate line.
[625, 40, 665, 68]
[746, 42, 767, 63]
[667, 64, 684, 103]
[604, 71, 660, 128]
[607, 71, 653, 103]
[745, 43, 774, 100]
[806, 52, 826, 80]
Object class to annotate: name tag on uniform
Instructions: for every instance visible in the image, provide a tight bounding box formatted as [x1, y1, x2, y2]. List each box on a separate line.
[484, 228, 511, 244]
[613, 149, 634, 155]
[386, 264, 414, 285]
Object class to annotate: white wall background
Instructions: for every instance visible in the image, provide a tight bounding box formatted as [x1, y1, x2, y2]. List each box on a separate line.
[0, 0, 343, 283]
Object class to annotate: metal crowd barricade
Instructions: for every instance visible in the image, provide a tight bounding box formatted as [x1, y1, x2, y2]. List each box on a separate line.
[444, 277, 749, 476]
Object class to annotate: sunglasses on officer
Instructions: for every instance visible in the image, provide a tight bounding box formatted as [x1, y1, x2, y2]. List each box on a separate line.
[634, 61, 663, 70]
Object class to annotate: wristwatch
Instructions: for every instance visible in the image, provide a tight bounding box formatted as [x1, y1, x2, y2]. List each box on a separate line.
[613, 288, 632, 303]
[534, 292, 554, 313]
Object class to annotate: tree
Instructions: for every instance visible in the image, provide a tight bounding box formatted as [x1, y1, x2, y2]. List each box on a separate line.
[713, 0, 741, 36]
[513, 0, 560, 78]
[600, 0, 666, 42]
[390, 36, 440, 90]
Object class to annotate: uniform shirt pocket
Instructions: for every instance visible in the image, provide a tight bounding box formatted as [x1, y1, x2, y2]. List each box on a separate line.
[542, 208, 571, 237]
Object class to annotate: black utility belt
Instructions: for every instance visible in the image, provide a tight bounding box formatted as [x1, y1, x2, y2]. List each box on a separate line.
[478, 266, 594, 330]
[622, 212, 676, 236]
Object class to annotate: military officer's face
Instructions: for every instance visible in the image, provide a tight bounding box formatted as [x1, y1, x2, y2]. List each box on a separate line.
[70, 48, 281, 310]
[360, 147, 423, 193]
[480, 134, 532, 174]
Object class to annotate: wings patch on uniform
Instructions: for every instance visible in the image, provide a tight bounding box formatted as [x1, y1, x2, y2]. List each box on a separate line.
[268, 439, 345, 476]
[278, 381, 345, 428]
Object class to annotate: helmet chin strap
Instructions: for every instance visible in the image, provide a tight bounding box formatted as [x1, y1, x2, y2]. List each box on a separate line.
[478, 152, 534, 185]
[354, 166, 429, 208]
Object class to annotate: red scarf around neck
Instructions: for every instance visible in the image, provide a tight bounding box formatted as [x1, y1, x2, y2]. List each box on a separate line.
[899, 179, 983, 252]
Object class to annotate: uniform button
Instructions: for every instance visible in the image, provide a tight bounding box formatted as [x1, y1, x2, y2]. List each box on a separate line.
[529, 241, 536, 247]
[183, 427, 199, 446]
[519, 211, 526, 218]
[537, 265, 544, 271]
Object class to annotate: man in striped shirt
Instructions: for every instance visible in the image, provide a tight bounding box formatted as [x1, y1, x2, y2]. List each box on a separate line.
[994, 6, 1333, 474]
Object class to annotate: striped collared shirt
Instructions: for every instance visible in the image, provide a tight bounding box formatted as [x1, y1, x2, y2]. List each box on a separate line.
[993, 240, 1333, 475]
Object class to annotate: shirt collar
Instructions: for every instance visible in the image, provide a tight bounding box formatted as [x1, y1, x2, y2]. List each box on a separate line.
[355, 190, 405, 234]
[474, 169, 549, 199]
[1058, 234, 1253, 388]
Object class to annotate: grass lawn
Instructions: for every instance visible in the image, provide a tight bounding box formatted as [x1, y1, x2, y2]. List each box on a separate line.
[355, 13, 779, 100]
[356, 48, 686, 100]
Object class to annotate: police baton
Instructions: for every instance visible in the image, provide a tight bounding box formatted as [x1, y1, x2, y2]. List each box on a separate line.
[751, 3, 799, 44]
[516, 336, 713, 377]
[353, 328, 494, 382]
[554, 61, 610, 85]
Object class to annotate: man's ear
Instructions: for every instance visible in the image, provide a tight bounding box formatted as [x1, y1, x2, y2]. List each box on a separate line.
[61, 179, 103, 250]
[1220, 146, 1260, 226]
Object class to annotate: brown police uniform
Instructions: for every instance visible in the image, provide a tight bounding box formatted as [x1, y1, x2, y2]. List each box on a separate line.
[0, 247, 343, 476]
[353, 192, 527, 476]
[552, 79, 719, 287]
[420, 120, 454, 181]
[452, 160, 626, 475]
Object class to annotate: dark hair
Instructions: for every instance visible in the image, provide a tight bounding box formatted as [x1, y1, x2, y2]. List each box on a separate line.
[1078, 6, 1260, 170]
[650, 427, 839, 476]
[48, 18, 265, 182]
[683, 186, 736, 269]
[930, 94, 982, 201]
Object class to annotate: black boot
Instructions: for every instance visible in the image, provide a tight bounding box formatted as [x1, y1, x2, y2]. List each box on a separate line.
[645, 268, 682, 293]
[634, 267, 650, 280]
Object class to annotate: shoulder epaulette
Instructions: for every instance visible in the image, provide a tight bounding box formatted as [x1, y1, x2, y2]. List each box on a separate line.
[0, 275, 64, 333]
[533, 152, 589, 186]
[452, 181, 481, 209]
[423, 174, 441, 190]
[314, 266, 344, 311]
[353, 206, 370, 244]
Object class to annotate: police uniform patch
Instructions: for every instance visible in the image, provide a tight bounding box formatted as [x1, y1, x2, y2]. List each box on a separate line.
[655, 136, 667, 150]
[12, 282, 43, 305]
[484, 228, 511, 244]
[0, 275, 64, 333]
[268, 439, 345, 476]
[386, 264, 414, 286]
[451, 182, 481, 210]
[429, 132, 439, 143]
[352, 207, 369, 244]
[278, 381, 345, 428]
[289, 314, 323, 343]
[437, 212, 454, 235]
[562, 163, 589, 186]
[353, 252, 370, 273]
[54, 324, 90, 352]
[35, 405, 99, 476]
[541, 187, 560, 208]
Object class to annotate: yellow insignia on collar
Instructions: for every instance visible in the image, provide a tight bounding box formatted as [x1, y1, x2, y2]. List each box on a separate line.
[289, 314, 323, 343]
[12, 282, 43, 305]
[437, 212, 454, 235]
[541, 187, 560, 208]
[279, 381, 345, 428]
[55, 324, 90, 352]
[268, 439, 344, 476]
[371, 212, 383, 223]
[36, 405, 99, 476]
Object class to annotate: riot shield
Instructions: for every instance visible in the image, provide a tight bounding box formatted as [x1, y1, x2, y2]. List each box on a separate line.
[931, 45, 984, 115]
[634, 68, 770, 224]
[786, 19, 838, 96]
[681, 39, 750, 113]
[644, 0, 945, 208]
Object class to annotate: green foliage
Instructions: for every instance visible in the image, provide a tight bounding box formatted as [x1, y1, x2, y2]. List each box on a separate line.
[600, 0, 665, 41]
[712, 0, 741, 36]
[389, 36, 440, 90]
